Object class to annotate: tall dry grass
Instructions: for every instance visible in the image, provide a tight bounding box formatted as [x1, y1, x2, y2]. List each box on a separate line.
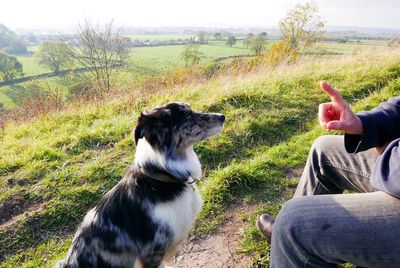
[1, 45, 399, 130]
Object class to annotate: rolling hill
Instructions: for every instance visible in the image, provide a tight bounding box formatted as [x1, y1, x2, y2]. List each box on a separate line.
[1, 49, 400, 267]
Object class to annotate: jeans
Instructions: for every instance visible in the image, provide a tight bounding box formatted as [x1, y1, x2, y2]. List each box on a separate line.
[270, 135, 400, 268]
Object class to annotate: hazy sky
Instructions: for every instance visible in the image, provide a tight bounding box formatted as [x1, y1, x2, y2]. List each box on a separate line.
[1, 0, 400, 30]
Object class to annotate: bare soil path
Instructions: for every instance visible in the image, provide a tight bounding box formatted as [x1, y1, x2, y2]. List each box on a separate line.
[168, 203, 255, 268]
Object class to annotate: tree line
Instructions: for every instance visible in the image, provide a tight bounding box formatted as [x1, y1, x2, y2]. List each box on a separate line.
[180, 2, 326, 67]
[0, 20, 128, 93]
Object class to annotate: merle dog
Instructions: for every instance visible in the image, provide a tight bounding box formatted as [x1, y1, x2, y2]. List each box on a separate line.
[55, 103, 225, 268]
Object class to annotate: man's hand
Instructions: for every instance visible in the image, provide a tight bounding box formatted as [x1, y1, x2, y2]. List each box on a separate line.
[318, 81, 363, 135]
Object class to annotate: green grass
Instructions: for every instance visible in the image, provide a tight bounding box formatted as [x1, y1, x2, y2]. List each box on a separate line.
[1, 41, 250, 107]
[306, 40, 389, 55]
[128, 41, 250, 76]
[1, 39, 383, 109]
[14, 46, 48, 76]
[16, 55, 48, 76]
[0, 91, 15, 109]
[130, 34, 195, 41]
[0, 76, 77, 109]
[1, 50, 400, 267]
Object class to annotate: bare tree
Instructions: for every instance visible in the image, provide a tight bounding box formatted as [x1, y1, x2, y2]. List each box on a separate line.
[70, 20, 128, 93]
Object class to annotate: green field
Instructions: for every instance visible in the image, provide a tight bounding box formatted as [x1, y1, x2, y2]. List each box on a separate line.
[130, 34, 195, 41]
[1, 39, 252, 108]
[15, 46, 47, 76]
[17, 55, 48, 76]
[0, 37, 390, 112]
[309, 40, 389, 55]
[1, 47, 400, 267]
[128, 41, 250, 75]
[12, 37, 381, 78]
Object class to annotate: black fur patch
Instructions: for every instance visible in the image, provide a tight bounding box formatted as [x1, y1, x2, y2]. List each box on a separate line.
[134, 103, 190, 149]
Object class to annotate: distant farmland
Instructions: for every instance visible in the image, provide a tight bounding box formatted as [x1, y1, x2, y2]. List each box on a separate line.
[0, 35, 389, 109]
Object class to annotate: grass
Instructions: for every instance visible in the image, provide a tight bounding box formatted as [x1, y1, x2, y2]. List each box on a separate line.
[130, 34, 195, 41]
[17, 55, 48, 77]
[1, 40, 250, 108]
[239, 77, 400, 266]
[1, 48, 400, 267]
[128, 41, 250, 76]
[1, 39, 384, 108]
[0, 76, 77, 109]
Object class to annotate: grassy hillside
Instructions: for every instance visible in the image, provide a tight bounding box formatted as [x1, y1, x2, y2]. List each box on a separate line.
[1, 50, 400, 267]
[1, 41, 250, 109]
[1, 39, 386, 110]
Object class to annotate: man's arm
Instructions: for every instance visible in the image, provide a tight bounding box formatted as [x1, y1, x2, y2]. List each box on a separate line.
[370, 138, 400, 197]
[318, 81, 400, 197]
[345, 97, 400, 153]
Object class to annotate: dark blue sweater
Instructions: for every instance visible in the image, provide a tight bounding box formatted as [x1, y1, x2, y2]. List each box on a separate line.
[345, 97, 400, 198]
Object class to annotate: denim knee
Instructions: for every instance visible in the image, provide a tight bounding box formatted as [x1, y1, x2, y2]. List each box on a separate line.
[274, 198, 306, 237]
[310, 135, 336, 159]
[272, 198, 312, 264]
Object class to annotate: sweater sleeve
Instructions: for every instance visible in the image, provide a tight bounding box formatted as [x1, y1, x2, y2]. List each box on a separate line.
[370, 138, 400, 198]
[344, 96, 400, 154]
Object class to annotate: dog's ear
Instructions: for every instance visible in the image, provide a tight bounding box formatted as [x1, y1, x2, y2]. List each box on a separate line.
[134, 112, 147, 145]
[134, 111, 171, 149]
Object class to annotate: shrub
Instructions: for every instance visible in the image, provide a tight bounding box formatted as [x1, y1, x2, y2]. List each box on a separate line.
[18, 80, 64, 115]
[202, 62, 223, 79]
[0, 52, 23, 82]
[181, 44, 203, 66]
[266, 39, 301, 67]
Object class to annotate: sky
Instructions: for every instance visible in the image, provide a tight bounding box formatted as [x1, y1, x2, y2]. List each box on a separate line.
[1, 0, 400, 30]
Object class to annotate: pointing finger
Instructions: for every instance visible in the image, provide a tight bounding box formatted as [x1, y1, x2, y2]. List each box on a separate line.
[320, 81, 346, 105]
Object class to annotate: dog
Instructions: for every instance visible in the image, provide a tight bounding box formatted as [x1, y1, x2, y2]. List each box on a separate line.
[55, 102, 225, 268]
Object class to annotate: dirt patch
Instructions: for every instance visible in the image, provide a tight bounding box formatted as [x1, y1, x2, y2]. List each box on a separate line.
[167, 202, 256, 268]
[0, 193, 44, 228]
[284, 167, 303, 180]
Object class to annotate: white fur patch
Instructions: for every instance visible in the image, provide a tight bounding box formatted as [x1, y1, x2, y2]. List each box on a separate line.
[80, 208, 98, 229]
[152, 185, 203, 248]
[134, 138, 202, 180]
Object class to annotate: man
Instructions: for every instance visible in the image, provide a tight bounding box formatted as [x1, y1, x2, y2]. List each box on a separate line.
[257, 81, 400, 267]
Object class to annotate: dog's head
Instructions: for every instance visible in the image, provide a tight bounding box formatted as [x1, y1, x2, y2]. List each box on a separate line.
[134, 102, 225, 182]
[134, 102, 225, 151]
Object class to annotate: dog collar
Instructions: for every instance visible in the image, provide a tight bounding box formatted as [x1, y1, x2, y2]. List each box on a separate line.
[137, 165, 195, 184]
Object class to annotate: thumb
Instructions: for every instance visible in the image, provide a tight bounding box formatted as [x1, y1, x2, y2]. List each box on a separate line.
[326, 120, 343, 131]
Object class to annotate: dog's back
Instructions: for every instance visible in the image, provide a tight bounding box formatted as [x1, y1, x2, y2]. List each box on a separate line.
[57, 167, 202, 268]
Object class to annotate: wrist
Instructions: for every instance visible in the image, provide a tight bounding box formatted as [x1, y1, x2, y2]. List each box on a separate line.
[353, 116, 363, 135]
